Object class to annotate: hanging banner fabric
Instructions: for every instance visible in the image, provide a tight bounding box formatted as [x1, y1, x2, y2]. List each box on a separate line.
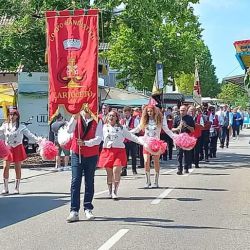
[193, 67, 202, 105]
[46, 9, 99, 122]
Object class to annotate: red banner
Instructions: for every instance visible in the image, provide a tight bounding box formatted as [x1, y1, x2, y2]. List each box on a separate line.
[46, 9, 99, 122]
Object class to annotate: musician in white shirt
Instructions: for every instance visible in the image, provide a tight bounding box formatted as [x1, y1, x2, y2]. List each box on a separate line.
[98, 110, 144, 199]
[0, 108, 40, 194]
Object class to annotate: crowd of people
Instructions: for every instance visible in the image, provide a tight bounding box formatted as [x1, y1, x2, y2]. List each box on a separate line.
[0, 102, 247, 223]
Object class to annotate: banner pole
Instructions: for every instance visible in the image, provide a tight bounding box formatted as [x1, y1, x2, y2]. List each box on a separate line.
[78, 124, 82, 164]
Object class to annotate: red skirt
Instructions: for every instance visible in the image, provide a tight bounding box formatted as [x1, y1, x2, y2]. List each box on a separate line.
[4, 144, 27, 163]
[98, 148, 127, 168]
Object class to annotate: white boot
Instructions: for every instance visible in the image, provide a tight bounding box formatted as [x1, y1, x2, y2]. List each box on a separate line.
[107, 182, 112, 198]
[14, 179, 20, 194]
[2, 179, 9, 194]
[144, 171, 151, 188]
[152, 172, 159, 188]
[112, 181, 120, 200]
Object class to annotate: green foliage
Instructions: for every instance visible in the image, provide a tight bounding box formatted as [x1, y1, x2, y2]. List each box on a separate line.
[175, 73, 194, 95]
[0, 0, 219, 96]
[218, 83, 249, 108]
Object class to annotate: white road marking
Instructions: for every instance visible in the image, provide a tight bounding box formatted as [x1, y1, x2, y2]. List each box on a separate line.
[162, 169, 177, 175]
[98, 229, 129, 250]
[151, 188, 174, 205]
[94, 190, 109, 197]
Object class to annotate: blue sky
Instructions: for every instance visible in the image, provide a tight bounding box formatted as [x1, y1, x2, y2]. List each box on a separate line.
[192, 0, 249, 82]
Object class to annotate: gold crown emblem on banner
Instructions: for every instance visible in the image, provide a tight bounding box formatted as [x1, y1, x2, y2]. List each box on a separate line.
[63, 39, 82, 50]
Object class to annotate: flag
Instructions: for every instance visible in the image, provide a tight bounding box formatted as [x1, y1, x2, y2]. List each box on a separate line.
[193, 65, 202, 105]
[152, 62, 164, 107]
[46, 9, 99, 122]
[148, 97, 158, 106]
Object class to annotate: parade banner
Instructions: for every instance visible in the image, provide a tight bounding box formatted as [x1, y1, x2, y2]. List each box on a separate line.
[193, 66, 202, 105]
[46, 9, 99, 121]
[152, 62, 164, 95]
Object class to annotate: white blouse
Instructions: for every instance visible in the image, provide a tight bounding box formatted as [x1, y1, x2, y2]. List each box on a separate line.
[0, 122, 39, 148]
[131, 117, 174, 139]
[102, 124, 143, 149]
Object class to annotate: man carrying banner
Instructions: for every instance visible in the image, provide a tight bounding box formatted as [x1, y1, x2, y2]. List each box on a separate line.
[45, 9, 100, 221]
[66, 108, 103, 222]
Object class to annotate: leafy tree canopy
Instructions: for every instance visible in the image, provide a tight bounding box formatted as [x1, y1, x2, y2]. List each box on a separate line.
[218, 83, 249, 109]
[0, 0, 219, 96]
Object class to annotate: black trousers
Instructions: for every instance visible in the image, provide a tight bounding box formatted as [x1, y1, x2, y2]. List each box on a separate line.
[209, 136, 218, 157]
[232, 125, 240, 137]
[177, 147, 192, 171]
[160, 134, 173, 160]
[193, 136, 201, 167]
[200, 130, 210, 159]
[125, 141, 137, 171]
[220, 126, 230, 147]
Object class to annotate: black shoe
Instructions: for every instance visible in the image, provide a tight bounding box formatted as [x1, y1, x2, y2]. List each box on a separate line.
[132, 170, 137, 175]
[184, 169, 189, 174]
[199, 156, 204, 161]
[137, 165, 144, 168]
[169, 157, 172, 160]
[205, 158, 209, 162]
[177, 171, 183, 175]
[121, 168, 127, 176]
[195, 165, 200, 168]
[213, 154, 216, 158]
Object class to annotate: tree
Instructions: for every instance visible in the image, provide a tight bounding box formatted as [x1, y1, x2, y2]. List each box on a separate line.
[0, 0, 89, 71]
[0, 0, 220, 96]
[175, 73, 194, 95]
[218, 83, 249, 108]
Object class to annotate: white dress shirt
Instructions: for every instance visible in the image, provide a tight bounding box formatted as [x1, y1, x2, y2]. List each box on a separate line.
[0, 122, 38, 147]
[102, 124, 143, 148]
[67, 116, 103, 147]
[122, 116, 140, 129]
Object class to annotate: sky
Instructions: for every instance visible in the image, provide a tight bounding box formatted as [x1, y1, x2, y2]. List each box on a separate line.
[192, 0, 249, 82]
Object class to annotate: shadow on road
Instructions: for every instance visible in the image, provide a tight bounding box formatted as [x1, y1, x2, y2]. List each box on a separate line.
[0, 194, 69, 229]
[95, 196, 202, 202]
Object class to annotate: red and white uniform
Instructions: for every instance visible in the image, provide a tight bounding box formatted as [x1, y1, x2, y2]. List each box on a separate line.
[98, 124, 143, 168]
[0, 122, 39, 162]
[67, 116, 103, 157]
[120, 115, 140, 142]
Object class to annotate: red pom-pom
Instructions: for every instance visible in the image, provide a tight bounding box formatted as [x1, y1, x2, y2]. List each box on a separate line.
[173, 133, 197, 150]
[38, 140, 58, 160]
[0, 140, 10, 159]
[145, 138, 168, 155]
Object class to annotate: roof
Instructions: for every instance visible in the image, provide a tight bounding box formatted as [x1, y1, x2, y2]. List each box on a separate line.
[99, 86, 150, 102]
[0, 65, 24, 74]
[103, 98, 149, 107]
[99, 43, 110, 51]
[223, 74, 245, 85]
[162, 93, 185, 101]
[0, 15, 15, 27]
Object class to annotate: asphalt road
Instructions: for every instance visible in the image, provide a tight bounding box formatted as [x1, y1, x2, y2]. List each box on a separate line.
[0, 130, 250, 250]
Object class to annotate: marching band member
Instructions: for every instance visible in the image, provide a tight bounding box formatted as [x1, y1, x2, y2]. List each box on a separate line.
[0, 108, 40, 194]
[66, 108, 103, 222]
[131, 105, 174, 188]
[120, 106, 140, 176]
[98, 110, 144, 200]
